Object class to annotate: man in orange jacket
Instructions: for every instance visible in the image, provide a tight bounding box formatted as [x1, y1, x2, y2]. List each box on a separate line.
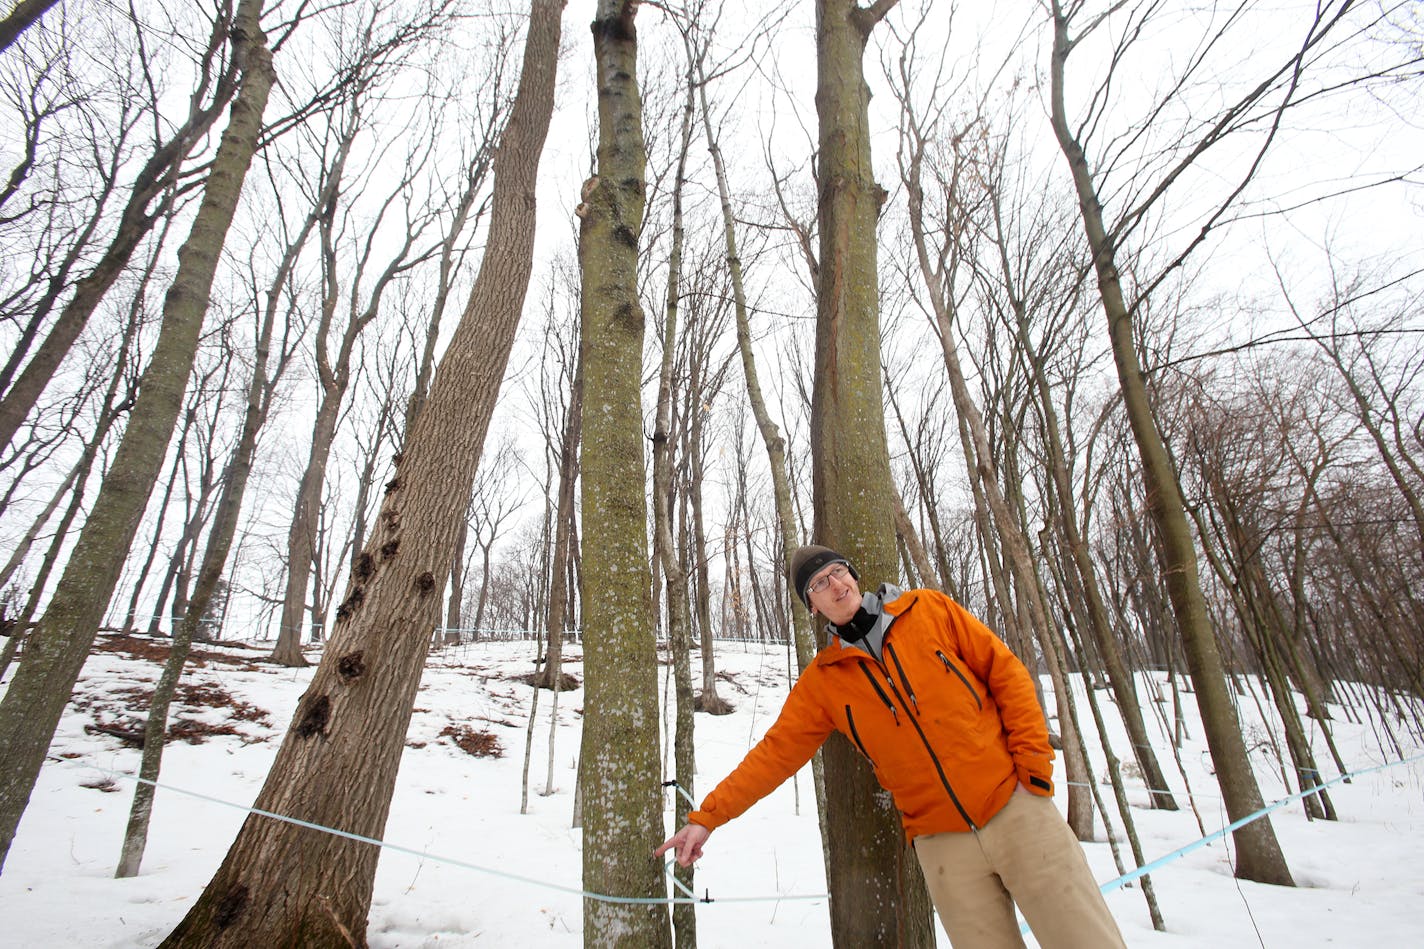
[655, 545, 1126, 949]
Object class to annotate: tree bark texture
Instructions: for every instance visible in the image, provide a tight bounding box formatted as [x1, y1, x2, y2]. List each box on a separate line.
[576, 4, 672, 947]
[0, 0, 274, 874]
[157, 2, 563, 943]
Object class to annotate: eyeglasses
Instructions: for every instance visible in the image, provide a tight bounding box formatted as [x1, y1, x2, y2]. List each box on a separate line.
[807, 564, 850, 595]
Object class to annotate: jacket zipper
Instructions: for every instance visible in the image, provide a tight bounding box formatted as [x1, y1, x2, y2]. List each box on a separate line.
[935, 649, 983, 710]
[885, 643, 919, 714]
[858, 663, 898, 724]
[863, 652, 978, 831]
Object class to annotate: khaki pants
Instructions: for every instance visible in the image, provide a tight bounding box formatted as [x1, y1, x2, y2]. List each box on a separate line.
[913, 789, 1126, 949]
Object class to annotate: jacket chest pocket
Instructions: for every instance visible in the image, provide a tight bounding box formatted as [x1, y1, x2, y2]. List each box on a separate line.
[934, 649, 983, 710]
[841, 662, 905, 767]
[844, 705, 875, 765]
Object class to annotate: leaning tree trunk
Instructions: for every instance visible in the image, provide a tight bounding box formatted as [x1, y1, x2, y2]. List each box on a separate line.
[576, 4, 672, 947]
[1048, 0, 1293, 886]
[990, 188, 1178, 810]
[0, 0, 275, 874]
[812, 1, 934, 946]
[114, 170, 329, 877]
[534, 356, 581, 688]
[693, 29, 829, 869]
[653, 55, 698, 948]
[157, 4, 563, 943]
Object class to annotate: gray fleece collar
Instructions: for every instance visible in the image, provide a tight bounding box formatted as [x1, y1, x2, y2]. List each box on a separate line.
[831, 583, 903, 661]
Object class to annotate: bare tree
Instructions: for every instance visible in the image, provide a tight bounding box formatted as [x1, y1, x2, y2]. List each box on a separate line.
[146, 354, 237, 637]
[678, 262, 736, 714]
[889, 33, 1096, 837]
[0, 0, 59, 52]
[0, 0, 276, 873]
[1177, 374, 1338, 820]
[522, 264, 582, 681]
[0, 285, 142, 683]
[0, 3, 253, 453]
[337, 341, 407, 609]
[1041, 0, 1408, 884]
[399, 44, 511, 435]
[888, 30, 1181, 813]
[115, 149, 323, 876]
[271, 68, 448, 664]
[467, 439, 528, 635]
[682, 0, 818, 675]
[158, 1, 561, 942]
[1278, 264, 1424, 560]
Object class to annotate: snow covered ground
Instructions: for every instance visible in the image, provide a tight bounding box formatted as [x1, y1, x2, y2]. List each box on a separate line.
[1, 632, 1421, 947]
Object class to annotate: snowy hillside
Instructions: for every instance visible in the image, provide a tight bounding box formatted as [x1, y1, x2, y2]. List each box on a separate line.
[1, 633, 1420, 947]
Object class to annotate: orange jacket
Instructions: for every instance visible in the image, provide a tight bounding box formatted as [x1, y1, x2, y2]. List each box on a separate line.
[688, 588, 1054, 840]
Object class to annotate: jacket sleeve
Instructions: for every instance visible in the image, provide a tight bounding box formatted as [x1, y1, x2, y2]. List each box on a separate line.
[687, 675, 835, 829]
[945, 596, 1056, 795]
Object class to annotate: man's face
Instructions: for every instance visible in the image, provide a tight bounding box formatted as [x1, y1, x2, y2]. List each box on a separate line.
[806, 562, 861, 626]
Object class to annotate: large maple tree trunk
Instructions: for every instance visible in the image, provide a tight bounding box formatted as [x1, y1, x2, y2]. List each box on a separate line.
[576, 3, 672, 947]
[812, 1, 934, 945]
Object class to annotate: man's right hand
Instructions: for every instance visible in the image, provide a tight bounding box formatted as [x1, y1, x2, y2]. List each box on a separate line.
[653, 822, 711, 867]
